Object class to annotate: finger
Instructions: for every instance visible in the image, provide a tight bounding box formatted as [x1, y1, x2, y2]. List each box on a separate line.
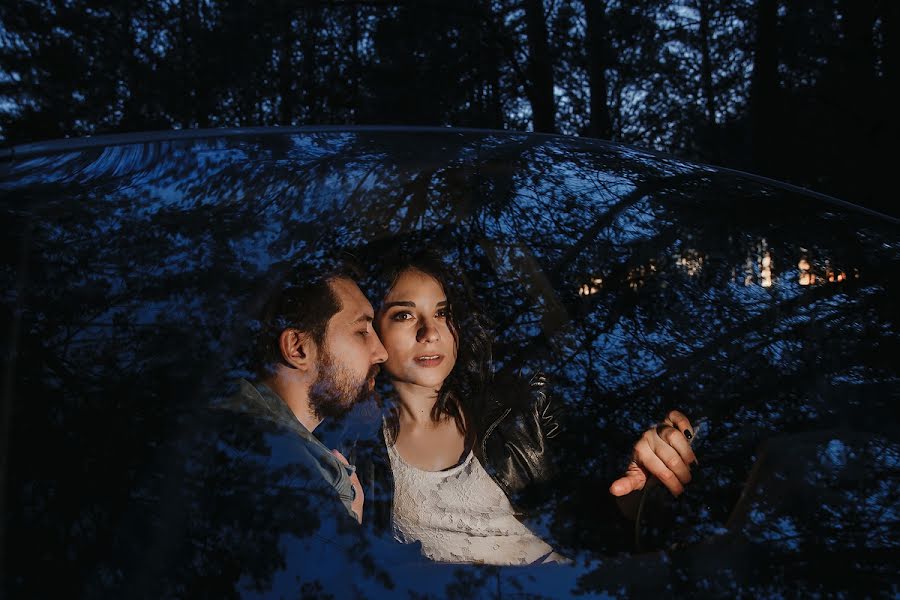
[651, 434, 692, 485]
[637, 441, 686, 496]
[348, 472, 364, 524]
[665, 410, 694, 440]
[331, 449, 350, 466]
[350, 474, 364, 498]
[658, 424, 697, 467]
[609, 460, 646, 496]
[609, 473, 642, 496]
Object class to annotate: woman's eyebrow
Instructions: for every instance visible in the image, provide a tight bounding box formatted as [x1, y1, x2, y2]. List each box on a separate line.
[383, 300, 415, 308]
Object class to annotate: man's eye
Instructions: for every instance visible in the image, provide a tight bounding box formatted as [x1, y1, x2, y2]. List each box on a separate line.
[357, 330, 369, 337]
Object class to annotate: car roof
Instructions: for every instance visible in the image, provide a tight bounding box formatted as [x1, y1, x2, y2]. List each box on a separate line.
[2, 125, 896, 224]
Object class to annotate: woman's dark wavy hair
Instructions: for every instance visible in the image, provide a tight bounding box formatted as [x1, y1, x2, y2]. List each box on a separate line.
[375, 250, 493, 444]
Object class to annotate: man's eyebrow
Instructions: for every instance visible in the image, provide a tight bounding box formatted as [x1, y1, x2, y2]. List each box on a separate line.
[350, 314, 374, 325]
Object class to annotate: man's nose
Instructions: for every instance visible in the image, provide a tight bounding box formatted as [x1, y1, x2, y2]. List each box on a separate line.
[371, 333, 388, 364]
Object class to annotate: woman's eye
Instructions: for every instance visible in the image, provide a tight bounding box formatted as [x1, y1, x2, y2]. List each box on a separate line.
[392, 311, 413, 321]
[435, 309, 448, 319]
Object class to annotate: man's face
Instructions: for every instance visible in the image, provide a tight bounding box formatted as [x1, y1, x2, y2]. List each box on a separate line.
[307, 278, 388, 420]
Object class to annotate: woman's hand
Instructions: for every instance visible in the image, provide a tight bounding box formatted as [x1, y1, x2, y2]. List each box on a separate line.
[609, 410, 697, 497]
[332, 449, 364, 524]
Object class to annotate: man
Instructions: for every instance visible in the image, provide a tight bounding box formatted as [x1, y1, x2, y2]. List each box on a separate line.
[218, 272, 387, 524]
[165, 271, 395, 597]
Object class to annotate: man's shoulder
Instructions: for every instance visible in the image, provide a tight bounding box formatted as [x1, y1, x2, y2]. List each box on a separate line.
[205, 403, 323, 469]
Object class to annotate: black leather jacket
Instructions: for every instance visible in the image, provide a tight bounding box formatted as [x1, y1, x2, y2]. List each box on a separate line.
[353, 372, 563, 534]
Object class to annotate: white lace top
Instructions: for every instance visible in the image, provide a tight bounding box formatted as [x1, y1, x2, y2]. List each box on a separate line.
[386, 440, 558, 565]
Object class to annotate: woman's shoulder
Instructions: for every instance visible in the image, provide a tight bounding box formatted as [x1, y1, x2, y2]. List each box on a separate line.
[478, 369, 553, 419]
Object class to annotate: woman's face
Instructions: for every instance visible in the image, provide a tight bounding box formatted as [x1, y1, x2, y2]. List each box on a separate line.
[376, 268, 458, 391]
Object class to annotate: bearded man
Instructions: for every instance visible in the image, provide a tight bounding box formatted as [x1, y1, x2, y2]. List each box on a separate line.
[217, 272, 387, 524]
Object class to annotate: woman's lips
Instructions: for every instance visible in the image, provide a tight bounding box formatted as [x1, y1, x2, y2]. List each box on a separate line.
[413, 354, 444, 368]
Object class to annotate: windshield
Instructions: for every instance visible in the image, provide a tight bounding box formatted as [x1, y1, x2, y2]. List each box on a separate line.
[2, 129, 897, 597]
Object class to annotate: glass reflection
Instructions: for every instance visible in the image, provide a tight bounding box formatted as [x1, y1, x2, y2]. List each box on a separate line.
[1, 129, 897, 597]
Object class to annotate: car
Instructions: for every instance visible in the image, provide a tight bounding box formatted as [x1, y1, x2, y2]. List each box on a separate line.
[1, 127, 897, 597]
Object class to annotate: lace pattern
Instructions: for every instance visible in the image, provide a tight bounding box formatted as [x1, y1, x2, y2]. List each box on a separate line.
[386, 439, 555, 565]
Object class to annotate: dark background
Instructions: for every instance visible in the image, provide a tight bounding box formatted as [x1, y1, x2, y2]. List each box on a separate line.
[1, 0, 897, 215]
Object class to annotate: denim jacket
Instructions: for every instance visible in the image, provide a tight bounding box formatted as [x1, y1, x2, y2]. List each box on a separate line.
[216, 379, 359, 519]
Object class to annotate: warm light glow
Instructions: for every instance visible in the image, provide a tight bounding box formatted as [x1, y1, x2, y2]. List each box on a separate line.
[759, 251, 773, 288]
[576, 246, 854, 294]
[676, 249, 704, 276]
[578, 277, 604, 296]
[798, 255, 812, 286]
[626, 264, 653, 290]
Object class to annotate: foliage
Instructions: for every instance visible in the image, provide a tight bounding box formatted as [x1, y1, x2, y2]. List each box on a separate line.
[1, 1, 897, 214]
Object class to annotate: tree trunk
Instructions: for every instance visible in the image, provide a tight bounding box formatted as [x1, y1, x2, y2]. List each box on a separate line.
[479, 0, 504, 128]
[279, 7, 295, 125]
[523, 0, 555, 133]
[839, 0, 876, 205]
[698, 0, 717, 127]
[301, 6, 321, 122]
[191, 0, 210, 127]
[750, 0, 778, 175]
[583, 0, 612, 139]
[883, 1, 899, 99]
[350, 4, 360, 122]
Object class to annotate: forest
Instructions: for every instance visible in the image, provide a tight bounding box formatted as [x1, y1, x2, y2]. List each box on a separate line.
[2, 0, 898, 216]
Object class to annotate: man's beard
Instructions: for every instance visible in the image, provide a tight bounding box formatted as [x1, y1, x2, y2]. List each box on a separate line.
[307, 348, 379, 421]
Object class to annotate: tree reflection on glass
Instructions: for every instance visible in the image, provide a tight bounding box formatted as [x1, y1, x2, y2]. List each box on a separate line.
[1, 130, 897, 597]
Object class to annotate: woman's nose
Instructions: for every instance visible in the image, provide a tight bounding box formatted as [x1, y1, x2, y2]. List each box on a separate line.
[417, 320, 440, 343]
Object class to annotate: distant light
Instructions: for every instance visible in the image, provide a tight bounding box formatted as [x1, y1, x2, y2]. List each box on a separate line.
[579, 277, 603, 296]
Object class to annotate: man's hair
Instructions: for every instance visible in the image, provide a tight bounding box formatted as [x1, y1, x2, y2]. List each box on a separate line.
[252, 271, 351, 375]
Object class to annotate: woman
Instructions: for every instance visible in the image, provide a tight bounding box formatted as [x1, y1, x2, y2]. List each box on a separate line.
[357, 253, 697, 565]
[363, 254, 563, 565]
